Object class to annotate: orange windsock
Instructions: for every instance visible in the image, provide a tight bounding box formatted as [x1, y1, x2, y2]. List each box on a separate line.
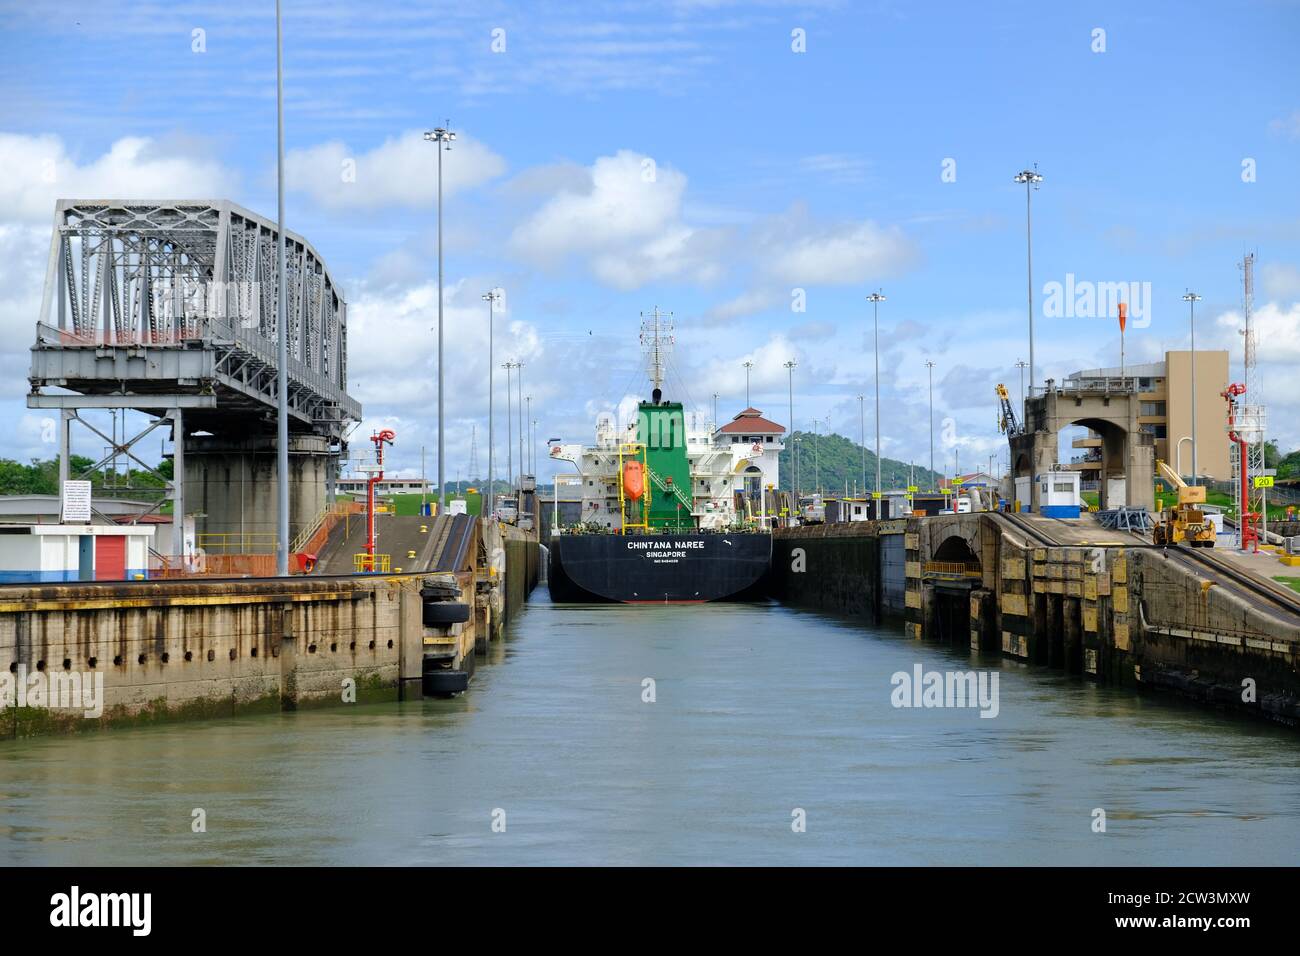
[1118, 301, 1127, 333]
[623, 460, 645, 501]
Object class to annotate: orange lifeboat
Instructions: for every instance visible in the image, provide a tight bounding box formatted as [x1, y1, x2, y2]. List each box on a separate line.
[623, 460, 646, 501]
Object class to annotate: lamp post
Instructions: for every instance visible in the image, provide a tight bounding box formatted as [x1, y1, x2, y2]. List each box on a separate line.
[1183, 291, 1202, 481]
[516, 362, 525, 484]
[1014, 166, 1043, 397]
[425, 125, 456, 512]
[1015, 359, 1028, 410]
[743, 360, 754, 407]
[868, 290, 886, 494]
[502, 361, 515, 506]
[925, 360, 935, 489]
[813, 418, 820, 495]
[274, 0, 289, 576]
[482, 289, 499, 506]
[857, 393, 866, 495]
[784, 360, 796, 494]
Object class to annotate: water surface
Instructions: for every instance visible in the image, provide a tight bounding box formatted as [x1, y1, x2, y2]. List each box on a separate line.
[2, 593, 1296, 865]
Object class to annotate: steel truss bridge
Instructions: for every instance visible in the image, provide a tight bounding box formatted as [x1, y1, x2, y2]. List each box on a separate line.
[27, 200, 363, 556]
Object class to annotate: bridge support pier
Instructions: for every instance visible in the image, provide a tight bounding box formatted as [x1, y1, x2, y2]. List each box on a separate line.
[184, 434, 337, 554]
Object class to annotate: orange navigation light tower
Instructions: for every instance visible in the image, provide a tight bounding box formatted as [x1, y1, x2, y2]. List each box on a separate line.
[364, 429, 396, 566]
[1221, 385, 1259, 552]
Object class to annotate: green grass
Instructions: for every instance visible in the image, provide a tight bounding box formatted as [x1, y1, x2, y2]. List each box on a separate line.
[1275, 577, 1300, 595]
[379, 492, 483, 516]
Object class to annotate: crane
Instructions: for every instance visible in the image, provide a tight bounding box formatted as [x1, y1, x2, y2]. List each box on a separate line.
[995, 383, 1023, 437]
[1152, 459, 1215, 548]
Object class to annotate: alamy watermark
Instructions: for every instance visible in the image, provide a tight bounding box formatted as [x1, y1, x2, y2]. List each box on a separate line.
[891, 664, 999, 718]
[1042, 274, 1152, 327]
[1, 664, 104, 718]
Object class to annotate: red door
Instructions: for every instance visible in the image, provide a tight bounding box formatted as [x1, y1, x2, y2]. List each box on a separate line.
[95, 535, 126, 580]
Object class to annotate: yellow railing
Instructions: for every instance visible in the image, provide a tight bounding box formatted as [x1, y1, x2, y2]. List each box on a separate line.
[354, 553, 391, 573]
[197, 532, 278, 554]
[923, 560, 982, 578]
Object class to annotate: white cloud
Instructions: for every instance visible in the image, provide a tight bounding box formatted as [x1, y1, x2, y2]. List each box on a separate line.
[1209, 301, 1300, 449]
[1268, 110, 1300, 140]
[1261, 262, 1300, 301]
[0, 133, 237, 223]
[510, 150, 726, 290]
[284, 130, 506, 211]
[758, 204, 920, 286]
[704, 289, 781, 325]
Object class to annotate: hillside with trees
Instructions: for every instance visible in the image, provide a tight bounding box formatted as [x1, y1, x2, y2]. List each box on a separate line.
[779, 430, 943, 495]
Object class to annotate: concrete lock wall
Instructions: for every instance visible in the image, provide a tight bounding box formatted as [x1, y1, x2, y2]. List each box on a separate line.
[772, 513, 1299, 726]
[503, 526, 540, 619]
[0, 575, 426, 737]
[769, 523, 883, 621]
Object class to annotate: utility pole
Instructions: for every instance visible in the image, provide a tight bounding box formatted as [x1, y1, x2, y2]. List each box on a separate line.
[482, 289, 500, 510]
[784, 360, 796, 493]
[274, 0, 289, 576]
[926, 360, 935, 489]
[857, 393, 866, 495]
[503, 361, 515, 504]
[868, 290, 886, 494]
[813, 419, 820, 495]
[1182, 291, 1202, 481]
[525, 396, 532, 473]
[1014, 166, 1043, 398]
[517, 362, 525, 483]
[425, 124, 456, 513]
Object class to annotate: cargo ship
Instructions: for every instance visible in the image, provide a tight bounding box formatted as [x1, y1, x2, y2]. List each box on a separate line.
[547, 310, 775, 603]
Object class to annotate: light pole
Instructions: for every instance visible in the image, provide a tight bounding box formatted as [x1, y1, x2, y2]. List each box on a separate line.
[1014, 166, 1043, 397]
[482, 289, 499, 506]
[857, 393, 866, 495]
[1015, 359, 1028, 410]
[425, 125, 456, 512]
[743, 360, 754, 407]
[1183, 291, 1202, 481]
[516, 362, 525, 482]
[868, 290, 886, 494]
[274, 0, 289, 576]
[503, 361, 515, 505]
[525, 396, 532, 471]
[925, 360, 935, 489]
[784, 360, 796, 494]
[813, 418, 820, 495]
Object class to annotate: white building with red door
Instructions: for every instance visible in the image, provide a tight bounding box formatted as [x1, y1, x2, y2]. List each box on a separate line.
[0, 524, 156, 583]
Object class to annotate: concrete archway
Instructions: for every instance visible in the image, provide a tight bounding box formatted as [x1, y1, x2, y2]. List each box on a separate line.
[1009, 386, 1155, 512]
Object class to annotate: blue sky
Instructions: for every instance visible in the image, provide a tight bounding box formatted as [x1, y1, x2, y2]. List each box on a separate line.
[2, 0, 1298, 483]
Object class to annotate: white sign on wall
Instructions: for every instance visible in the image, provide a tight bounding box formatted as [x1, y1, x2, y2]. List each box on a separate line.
[61, 480, 92, 522]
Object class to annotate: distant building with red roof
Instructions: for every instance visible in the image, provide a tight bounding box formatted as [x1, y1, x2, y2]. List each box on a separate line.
[716, 407, 785, 436]
[714, 408, 786, 501]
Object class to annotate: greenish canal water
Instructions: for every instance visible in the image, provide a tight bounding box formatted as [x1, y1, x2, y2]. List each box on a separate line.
[2, 592, 1297, 865]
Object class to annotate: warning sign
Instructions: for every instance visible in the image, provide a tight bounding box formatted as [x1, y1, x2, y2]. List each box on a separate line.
[61, 480, 92, 522]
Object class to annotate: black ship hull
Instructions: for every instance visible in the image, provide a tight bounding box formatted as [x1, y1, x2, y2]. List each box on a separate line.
[548, 531, 772, 603]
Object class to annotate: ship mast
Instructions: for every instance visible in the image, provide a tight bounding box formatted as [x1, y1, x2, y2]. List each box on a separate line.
[640, 307, 674, 395]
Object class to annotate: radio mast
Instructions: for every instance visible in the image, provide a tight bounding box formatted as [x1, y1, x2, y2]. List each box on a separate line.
[640, 307, 674, 394]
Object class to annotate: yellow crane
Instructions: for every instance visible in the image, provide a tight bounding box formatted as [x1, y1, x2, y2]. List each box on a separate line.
[1152, 459, 1215, 548]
